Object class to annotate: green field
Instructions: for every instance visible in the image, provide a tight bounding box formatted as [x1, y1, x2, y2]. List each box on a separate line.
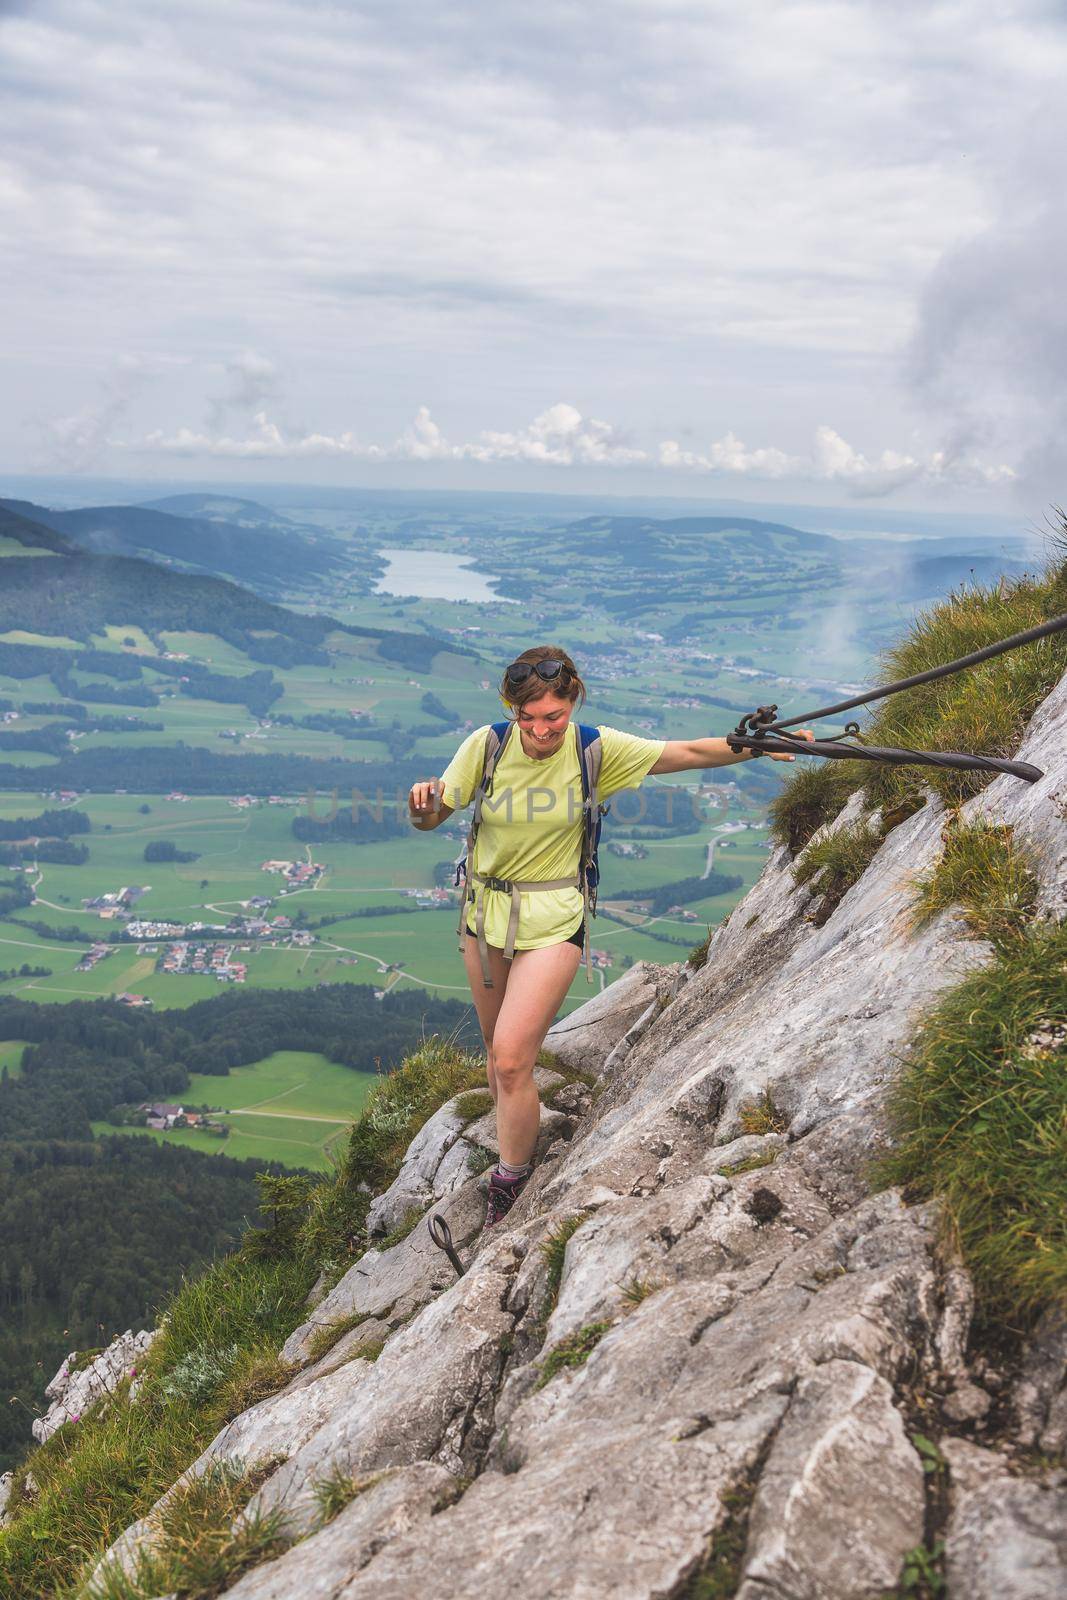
[0, 780, 761, 1010]
[0, 1040, 26, 1078]
[91, 1050, 379, 1170]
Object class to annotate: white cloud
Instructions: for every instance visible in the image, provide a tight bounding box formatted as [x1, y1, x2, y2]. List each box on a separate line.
[660, 423, 1014, 494]
[124, 400, 1013, 494]
[1, 2, 1063, 501]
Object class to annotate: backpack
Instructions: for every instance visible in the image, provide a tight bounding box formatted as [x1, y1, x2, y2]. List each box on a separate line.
[452, 720, 609, 915]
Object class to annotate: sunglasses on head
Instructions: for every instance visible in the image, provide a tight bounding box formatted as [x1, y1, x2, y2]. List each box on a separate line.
[505, 658, 571, 687]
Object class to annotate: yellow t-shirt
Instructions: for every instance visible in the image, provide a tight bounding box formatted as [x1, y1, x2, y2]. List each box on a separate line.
[439, 721, 667, 950]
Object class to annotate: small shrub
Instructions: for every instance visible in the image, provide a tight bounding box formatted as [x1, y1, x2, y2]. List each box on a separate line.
[738, 1091, 787, 1137]
[159, 1345, 241, 1407]
[534, 1322, 611, 1389]
[909, 816, 1039, 950]
[895, 1538, 946, 1597]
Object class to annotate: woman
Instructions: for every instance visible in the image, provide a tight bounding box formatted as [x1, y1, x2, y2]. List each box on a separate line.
[408, 646, 812, 1228]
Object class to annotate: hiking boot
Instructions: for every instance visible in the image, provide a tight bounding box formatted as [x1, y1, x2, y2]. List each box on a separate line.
[484, 1168, 530, 1228]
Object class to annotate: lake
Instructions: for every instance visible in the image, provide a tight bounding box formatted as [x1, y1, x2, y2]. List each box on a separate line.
[373, 547, 518, 603]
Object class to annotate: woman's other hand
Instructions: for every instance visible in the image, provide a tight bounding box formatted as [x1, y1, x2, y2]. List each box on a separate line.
[409, 778, 444, 818]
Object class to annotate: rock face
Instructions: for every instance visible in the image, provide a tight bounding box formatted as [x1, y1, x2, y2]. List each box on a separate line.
[87, 670, 1067, 1598]
[33, 1328, 158, 1444]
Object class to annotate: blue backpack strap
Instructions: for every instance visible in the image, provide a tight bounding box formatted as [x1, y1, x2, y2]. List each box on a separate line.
[455, 722, 515, 981]
[576, 723, 606, 891]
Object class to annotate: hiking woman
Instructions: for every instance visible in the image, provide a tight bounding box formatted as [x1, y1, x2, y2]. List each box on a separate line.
[408, 646, 812, 1227]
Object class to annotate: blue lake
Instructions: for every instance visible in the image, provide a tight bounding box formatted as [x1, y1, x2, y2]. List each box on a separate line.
[373, 547, 518, 603]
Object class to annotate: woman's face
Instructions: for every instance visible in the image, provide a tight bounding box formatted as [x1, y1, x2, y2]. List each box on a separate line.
[515, 691, 574, 755]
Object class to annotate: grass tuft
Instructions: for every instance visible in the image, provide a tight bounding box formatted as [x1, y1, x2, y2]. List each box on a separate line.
[378, 1206, 426, 1252]
[738, 1091, 787, 1138]
[453, 1089, 494, 1123]
[768, 762, 866, 854]
[716, 1149, 778, 1177]
[466, 1143, 495, 1176]
[687, 928, 713, 972]
[539, 1212, 593, 1311]
[534, 1322, 611, 1389]
[619, 1274, 664, 1309]
[877, 917, 1067, 1322]
[909, 816, 1039, 950]
[311, 1465, 385, 1526]
[793, 815, 887, 924]
[215, 1349, 295, 1423]
[84, 1458, 290, 1600]
[305, 1311, 374, 1366]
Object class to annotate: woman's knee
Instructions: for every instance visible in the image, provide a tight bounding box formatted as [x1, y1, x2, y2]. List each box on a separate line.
[491, 1045, 534, 1092]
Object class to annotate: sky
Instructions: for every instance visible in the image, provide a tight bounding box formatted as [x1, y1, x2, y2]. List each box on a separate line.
[2, 0, 1065, 510]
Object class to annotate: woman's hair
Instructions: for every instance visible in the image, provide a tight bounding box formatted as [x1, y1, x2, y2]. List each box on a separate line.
[499, 644, 587, 717]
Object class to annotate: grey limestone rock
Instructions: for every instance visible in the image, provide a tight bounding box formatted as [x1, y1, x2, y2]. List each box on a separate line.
[736, 1359, 925, 1600]
[542, 958, 677, 1072]
[945, 1465, 1067, 1600]
[1013, 1306, 1067, 1452]
[83, 669, 1067, 1599]
[34, 1328, 158, 1444]
[282, 1182, 485, 1366]
[248, 1234, 523, 1537]
[223, 1462, 460, 1599]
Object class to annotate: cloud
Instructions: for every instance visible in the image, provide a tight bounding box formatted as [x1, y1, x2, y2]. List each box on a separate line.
[206, 350, 280, 432]
[660, 425, 1013, 495]
[1, 2, 1063, 500]
[909, 94, 1067, 497]
[123, 400, 1013, 493]
[129, 402, 645, 467]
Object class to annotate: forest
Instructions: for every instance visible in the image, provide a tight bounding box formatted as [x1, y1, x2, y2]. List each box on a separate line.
[0, 985, 479, 1144]
[0, 982, 481, 1470]
[0, 1136, 273, 1471]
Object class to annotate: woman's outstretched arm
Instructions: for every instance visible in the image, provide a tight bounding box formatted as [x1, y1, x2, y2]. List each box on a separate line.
[649, 731, 813, 774]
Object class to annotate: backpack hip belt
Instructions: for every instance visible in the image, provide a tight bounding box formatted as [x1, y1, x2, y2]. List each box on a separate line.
[458, 869, 592, 988]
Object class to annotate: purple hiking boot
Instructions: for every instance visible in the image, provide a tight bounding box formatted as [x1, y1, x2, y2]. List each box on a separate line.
[484, 1167, 531, 1228]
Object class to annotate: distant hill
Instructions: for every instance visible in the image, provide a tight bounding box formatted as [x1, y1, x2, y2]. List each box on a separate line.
[0, 504, 481, 673]
[0, 496, 346, 598]
[142, 492, 314, 531]
[0, 503, 71, 556]
[866, 550, 1034, 602]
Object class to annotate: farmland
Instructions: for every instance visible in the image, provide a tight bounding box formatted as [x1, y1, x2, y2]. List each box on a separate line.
[92, 1049, 378, 1170]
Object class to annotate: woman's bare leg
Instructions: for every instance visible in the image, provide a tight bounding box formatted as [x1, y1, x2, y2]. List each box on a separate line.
[491, 941, 582, 1166]
[460, 933, 513, 1102]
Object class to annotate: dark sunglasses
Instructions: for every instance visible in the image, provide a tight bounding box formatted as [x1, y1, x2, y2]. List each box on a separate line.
[505, 658, 571, 687]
